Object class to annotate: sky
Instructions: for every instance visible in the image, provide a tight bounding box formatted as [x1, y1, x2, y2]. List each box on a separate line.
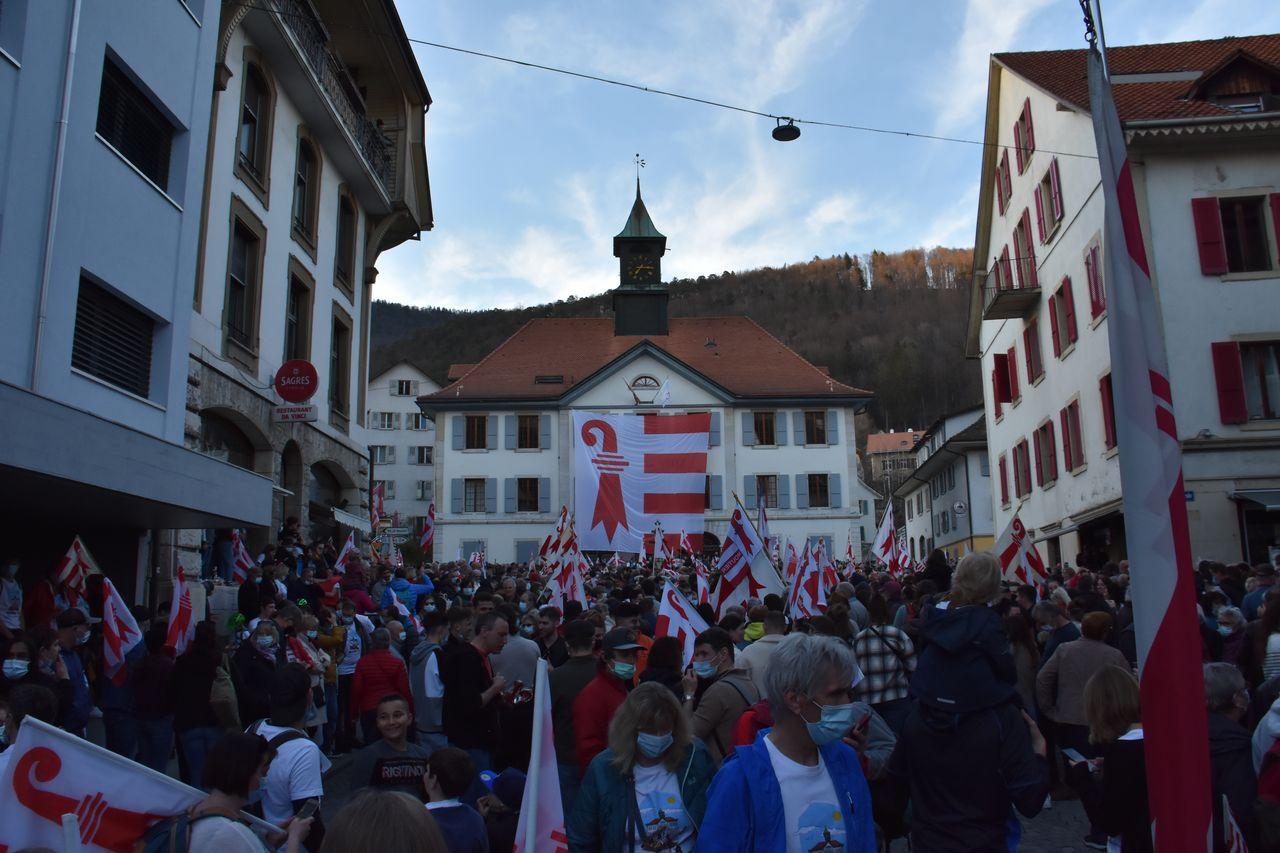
[379, 0, 1280, 311]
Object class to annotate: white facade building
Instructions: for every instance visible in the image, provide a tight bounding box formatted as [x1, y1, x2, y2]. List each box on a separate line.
[365, 361, 441, 550]
[966, 35, 1280, 568]
[421, 188, 878, 564]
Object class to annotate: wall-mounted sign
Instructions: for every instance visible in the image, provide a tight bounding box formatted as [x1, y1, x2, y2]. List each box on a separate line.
[274, 360, 319, 403]
[272, 404, 317, 423]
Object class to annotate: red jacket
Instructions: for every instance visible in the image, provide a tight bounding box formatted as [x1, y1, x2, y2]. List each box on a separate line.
[351, 649, 411, 715]
[572, 669, 629, 773]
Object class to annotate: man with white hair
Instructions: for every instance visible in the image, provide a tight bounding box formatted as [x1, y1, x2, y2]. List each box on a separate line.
[698, 633, 876, 852]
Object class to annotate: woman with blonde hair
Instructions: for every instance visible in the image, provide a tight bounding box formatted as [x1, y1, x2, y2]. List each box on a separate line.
[567, 681, 715, 851]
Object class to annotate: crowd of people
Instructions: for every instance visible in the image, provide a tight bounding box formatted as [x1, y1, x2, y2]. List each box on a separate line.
[3, 521, 1280, 852]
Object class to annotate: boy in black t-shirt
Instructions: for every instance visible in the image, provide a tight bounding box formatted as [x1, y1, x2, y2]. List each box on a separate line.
[338, 695, 431, 805]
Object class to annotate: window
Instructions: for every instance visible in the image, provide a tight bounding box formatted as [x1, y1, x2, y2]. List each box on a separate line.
[96, 57, 174, 190]
[415, 480, 433, 501]
[807, 474, 830, 508]
[225, 216, 261, 354]
[329, 307, 352, 424]
[291, 140, 319, 245]
[373, 479, 395, 500]
[1061, 400, 1085, 471]
[1013, 209, 1039, 289]
[409, 446, 432, 465]
[371, 412, 398, 430]
[906, 500, 913, 520]
[236, 64, 272, 188]
[393, 380, 414, 396]
[980, 454, 990, 476]
[704, 475, 713, 510]
[992, 245, 1014, 291]
[463, 478, 486, 513]
[1100, 373, 1117, 450]
[916, 493, 923, 514]
[753, 411, 776, 445]
[370, 445, 394, 465]
[408, 413, 431, 431]
[517, 414, 540, 449]
[1049, 277, 1078, 357]
[71, 277, 155, 397]
[1216, 340, 1280, 422]
[1007, 345, 1020, 402]
[535, 374, 564, 385]
[283, 267, 311, 362]
[465, 415, 488, 450]
[335, 194, 357, 289]
[1024, 318, 1044, 382]
[998, 455, 1010, 507]
[803, 411, 827, 444]
[1085, 241, 1105, 319]
[1013, 439, 1032, 498]
[1035, 159, 1064, 242]
[995, 150, 1012, 215]
[1192, 195, 1280, 275]
[1034, 421, 1058, 486]
[756, 475, 779, 509]
[1013, 97, 1035, 173]
[517, 478, 540, 512]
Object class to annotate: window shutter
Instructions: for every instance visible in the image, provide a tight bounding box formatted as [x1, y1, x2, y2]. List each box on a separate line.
[1000, 246, 1013, 290]
[1191, 197, 1229, 275]
[1013, 121, 1024, 173]
[1049, 294, 1062, 357]
[1023, 99, 1035, 156]
[1062, 278, 1078, 343]
[991, 369, 1004, 418]
[1060, 407, 1073, 470]
[1272, 195, 1280, 258]
[1006, 346, 1019, 399]
[992, 353, 1012, 403]
[485, 416, 497, 450]
[450, 479, 463, 514]
[795, 474, 809, 509]
[1022, 327, 1034, 378]
[1085, 248, 1100, 318]
[485, 478, 497, 513]
[792, 411, 805, 445]
[1034, 183, 1046, 243]
[1022, 210, 1039, 286]
[743, 476, 757, 509]
[503, 478, 517, 513]
[826, 409, 839, 444]
[1000, 150, 1011, 206]
[1100, 375, 1117, 449]
[999, 456, 1009, 505]
[539, 478, 551, 513]
[1033, 431, 1044, 486]
[829, 473, 842, 508]
[1211, 341, 1248, 424]
[709, 475, 723, 511]
[709, 412, 721, 447]
[539, 414, 551, 449]
[994, 173, 1006, 216]
[1050, 158, 1064, 221]
[451, 416, 464, 450]
[777, 474, 790, 509]
[504, 415, 516, 450]
[742, 413, 755, 446]
[1046, 422, 1058, 479]
[777, 411, 791, 445]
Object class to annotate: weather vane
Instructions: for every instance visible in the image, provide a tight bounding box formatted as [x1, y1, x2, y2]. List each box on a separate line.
[634, 153, 646, 180]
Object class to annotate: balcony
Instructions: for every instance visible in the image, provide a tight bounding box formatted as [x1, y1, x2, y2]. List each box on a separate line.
[982, 282, 1041, 320]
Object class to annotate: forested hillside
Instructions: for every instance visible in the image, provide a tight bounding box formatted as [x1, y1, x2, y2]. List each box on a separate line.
[370, 247, 980, 432]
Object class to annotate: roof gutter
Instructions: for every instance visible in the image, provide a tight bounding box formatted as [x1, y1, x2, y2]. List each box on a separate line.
[1124, 110, 1280, 128]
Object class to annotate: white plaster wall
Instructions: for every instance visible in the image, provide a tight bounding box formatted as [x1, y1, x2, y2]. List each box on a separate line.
[364, 363, 439, 526]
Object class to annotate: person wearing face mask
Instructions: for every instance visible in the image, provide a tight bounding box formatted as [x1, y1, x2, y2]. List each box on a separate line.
[490, 604, 539, 688]
[1202, 663, 1260, 852]
[234, 622, 282, 725]
[573, 628, 641, 775]
[680, 627, 759, 764]
[567, 682, 714, 852]
[699, 633, 876, 853]
[0, 559, 22, 642]
[0, 635, 69, 714]
[54, 608, 94, 735]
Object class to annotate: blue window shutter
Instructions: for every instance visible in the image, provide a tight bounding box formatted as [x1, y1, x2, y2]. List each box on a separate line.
[743, 476, 757, 509]
[710, 475, 723, 510]
[775, 412, 788, 446]
[539, 477, 551, 512]
[830, 473, 842, 508]
[539, 414, 551, 449]
[777, 474, 791, 509]
[823, 536, 833, 556]
[793, 412, 805, 445]
[486, 416, 497, 450]
[504, 415, 516, 450]
[451, 416, 464, 451]
[709, 412, 721, 447]
[485, 478, 497, 513]
[827, 409, 839, 445]
[796, 474, 809, 509]
[742, 413, 755, 446]
[450, 478, 463, 514]
[503, 478, 516, 513]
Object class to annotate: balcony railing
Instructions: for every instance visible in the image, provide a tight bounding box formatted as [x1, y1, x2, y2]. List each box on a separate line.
[273, 0, 397, 195]
[982, 282, 1041, 320]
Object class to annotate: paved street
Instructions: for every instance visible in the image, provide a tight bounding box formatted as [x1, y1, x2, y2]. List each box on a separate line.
[889, 799, 1091, 851]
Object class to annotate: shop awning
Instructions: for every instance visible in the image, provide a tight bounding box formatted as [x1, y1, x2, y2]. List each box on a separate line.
[332, 506, 372, 534]
[1231, 490, 1280, 511]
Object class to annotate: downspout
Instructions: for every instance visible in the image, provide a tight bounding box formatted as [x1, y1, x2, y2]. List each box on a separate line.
[31, 0, 83, 391]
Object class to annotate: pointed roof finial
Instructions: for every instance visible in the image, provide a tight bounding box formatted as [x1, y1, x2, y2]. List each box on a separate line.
[614, 157, 664, 255]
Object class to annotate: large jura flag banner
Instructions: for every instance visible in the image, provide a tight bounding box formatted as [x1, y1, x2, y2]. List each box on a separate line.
[573, 412, 710, 553]
[1088, 38, 1210, 848]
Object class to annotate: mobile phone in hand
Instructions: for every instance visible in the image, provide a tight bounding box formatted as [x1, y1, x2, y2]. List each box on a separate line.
[296, 799, 319, 820]
[1061, 747, 1087, 764]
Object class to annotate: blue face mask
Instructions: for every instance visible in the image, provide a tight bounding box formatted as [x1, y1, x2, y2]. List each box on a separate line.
[692, 659, 717, 679]
[636, 731, 673, 759]
[806, 699, 857, 747]
[610, 661, 636, 680]
[518, 602, 529, 613]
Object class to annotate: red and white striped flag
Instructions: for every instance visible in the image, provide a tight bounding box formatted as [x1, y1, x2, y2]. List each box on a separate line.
[817, 539, 838, 591]
[712, 508, 784, 617]
[573, 411, 710, 552]
[996, 513, 1047, 585]
[757, 504, 770, 544]
[1087, 38, 1210, 848]
[515, 659, 567, 853]
[230, 529, 256, 584]
[679, 528, 695, 557]
[783, 539, 800, 583]
[656, 582, 710, 667]
[692, 556, 711, 606]
[419, 502, 435, 552]
[102, 578, 142, 686]
[55, 536, 99, 605]
[872, 504, 902, 575]
[787, 542, 826, 620]
[333, 531, 357, 574]
[370, 481, 386, 529]
[164, 572, 195, 655]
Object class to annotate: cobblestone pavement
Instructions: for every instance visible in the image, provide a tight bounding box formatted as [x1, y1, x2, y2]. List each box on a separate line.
[888, 799, 1092, 851]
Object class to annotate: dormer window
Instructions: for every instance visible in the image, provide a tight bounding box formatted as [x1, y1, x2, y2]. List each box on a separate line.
[1217, 94, 1264, 113]
[630, 374, 661, 404]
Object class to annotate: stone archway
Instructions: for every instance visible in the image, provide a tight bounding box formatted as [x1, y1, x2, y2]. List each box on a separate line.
[701, 532, 721, 556]
[277, 441, 304, 534]
[308, 459, 358, 542]
[199, 407, 272, 475]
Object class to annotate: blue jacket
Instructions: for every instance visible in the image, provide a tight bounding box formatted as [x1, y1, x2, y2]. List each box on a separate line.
[910, 604, 1017, 713]
[379, 577, 433, 611]
[568, 740, 715, 852]
[697, 731, 876, 853]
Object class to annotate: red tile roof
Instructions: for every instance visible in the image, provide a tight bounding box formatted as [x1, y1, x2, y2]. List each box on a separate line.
[423, 317, 870, 403]
[865, 431, 923, 455]
[446, 363, 476, 382]
[995, 34, 1280, 121]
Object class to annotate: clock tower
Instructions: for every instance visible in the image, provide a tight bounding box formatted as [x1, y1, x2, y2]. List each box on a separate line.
[612, 180, 669, 336]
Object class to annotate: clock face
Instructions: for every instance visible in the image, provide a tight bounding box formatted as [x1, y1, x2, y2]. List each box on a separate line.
[624, 255, 658, 283]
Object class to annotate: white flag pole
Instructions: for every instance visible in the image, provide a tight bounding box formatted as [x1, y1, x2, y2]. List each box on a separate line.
[61, 813, 82, 853]
[522, 658, 549, 852]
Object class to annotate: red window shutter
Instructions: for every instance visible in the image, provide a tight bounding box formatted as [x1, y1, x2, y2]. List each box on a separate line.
[1021, 210, 1039, 286]
[1191, 197, 1228, 275]
[1211, 340, 1248, 424]
[1007, 346, 1020, 399]
[1023, 98, 1035, 156]
[1033, 431, 1044, 486]
[999, 456, 1009, 505]
[1085, 246, 1102, 318]
[993, 353, 1012, 403]
[1014, 122, 1024, 173]
[1034, 183, 1046, 243]
[1060, 407, 1072, 470]
[1000, 151, 1012, 202]
[1050, 158, 1064, 221]
[1062, 277, 1078, 343]
[1000, 246, 1013, 289]
[1023, 327, 1034, 378]
[995, 175, 1006, 216]
[992, 370, 1004, 417]
[1049, 293, 1062, 357]
[1071, 402, 1085, 468]
[1100, 375, 1116, 449]
[1046, 421, 1057, 480]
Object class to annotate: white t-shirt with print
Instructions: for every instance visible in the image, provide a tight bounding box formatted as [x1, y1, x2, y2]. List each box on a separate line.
[763, 734, 846, 853]
[188, 815, 267, 853]
[250, 721, 330, 826]
[632, 762, 695, 852]
[337, 623, 363, 676]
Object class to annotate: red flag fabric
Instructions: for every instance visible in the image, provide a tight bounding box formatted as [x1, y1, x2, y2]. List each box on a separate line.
[787, 542, 825, 620]
[419, 502, 436, 551]
[871, 504, 902, 575]
[712, 508, 783, 617]
[55, 536, 99, 605]
[995, 513, 1047, 585]
[333, 531, 357, 574]
[515, 659, 566, 853]
[230, 530, 255, 584]
[101, 578, 142, 686]
[1088, 42, 1210, 848]
[656, 583, 711, 667]
[784, 540, 800, 583]
[370, 481, 386, 529]
[164, 572, 195, 655]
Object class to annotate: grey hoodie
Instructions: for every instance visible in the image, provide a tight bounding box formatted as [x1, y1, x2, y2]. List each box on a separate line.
[410, 639, 444, 733]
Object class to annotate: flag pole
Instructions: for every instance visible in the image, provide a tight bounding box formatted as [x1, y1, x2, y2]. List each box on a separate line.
[522, 658, 548, 851]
